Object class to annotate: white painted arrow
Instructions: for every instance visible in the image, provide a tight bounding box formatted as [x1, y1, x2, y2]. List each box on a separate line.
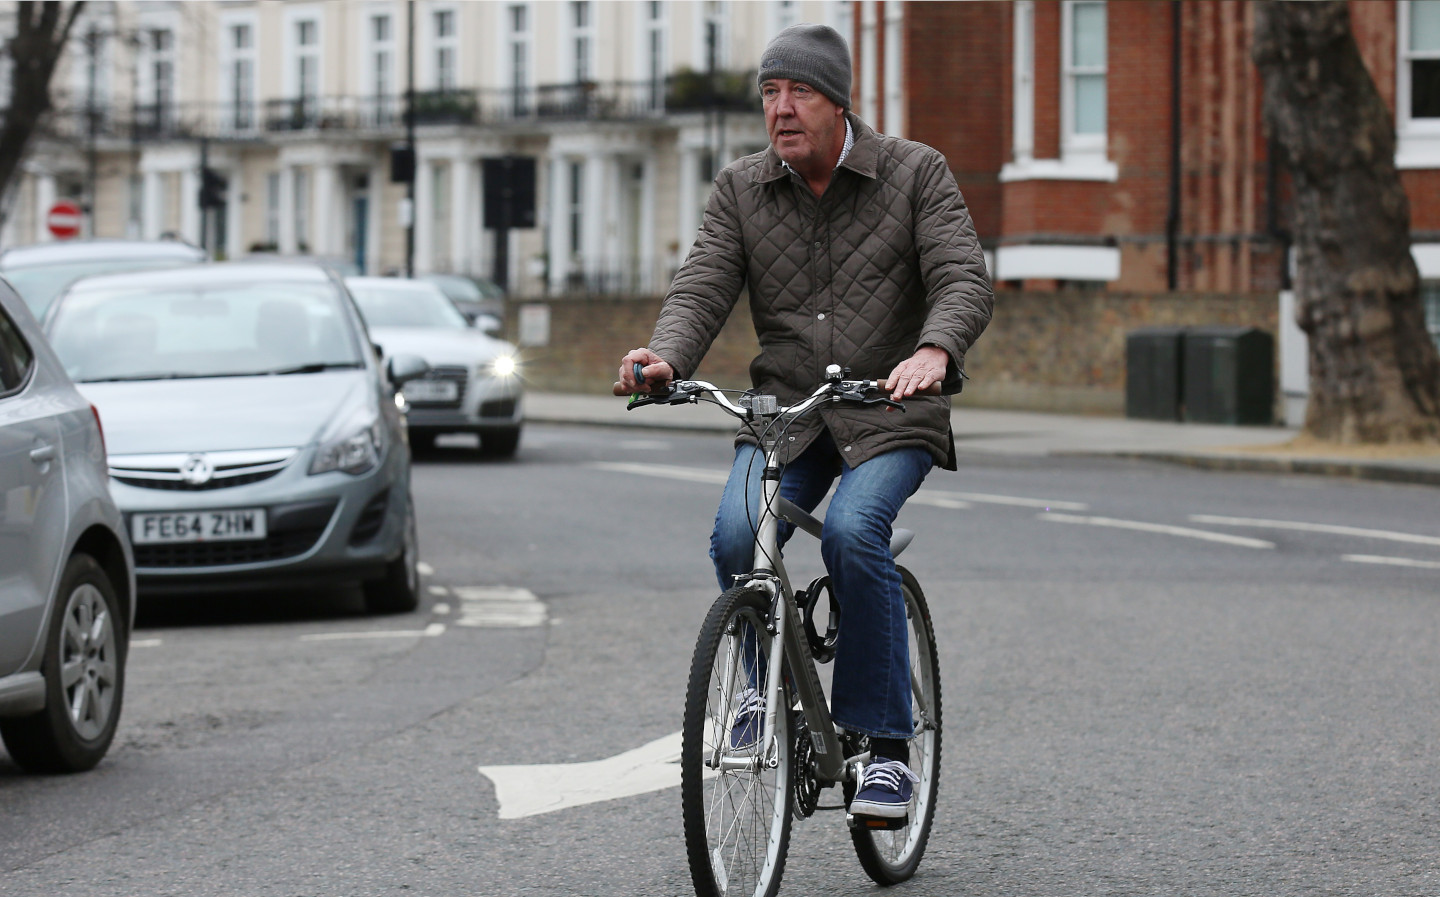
[478, 731, 683, 820]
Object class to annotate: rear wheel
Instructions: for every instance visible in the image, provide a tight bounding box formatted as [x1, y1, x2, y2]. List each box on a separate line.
[1, 553, 127, 773]
[363, 494, 420, 614]
[681, 586, 792, 897]
[848, 566, 942, 885]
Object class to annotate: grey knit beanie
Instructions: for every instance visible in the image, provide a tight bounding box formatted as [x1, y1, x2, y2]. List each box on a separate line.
[757, 23, 852, 109]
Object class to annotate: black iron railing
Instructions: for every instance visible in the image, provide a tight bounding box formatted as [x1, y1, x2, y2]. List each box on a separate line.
[40, 74, 760, 143]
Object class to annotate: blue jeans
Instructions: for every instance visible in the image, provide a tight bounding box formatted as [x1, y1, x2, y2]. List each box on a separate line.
[710, 432, 933, 740]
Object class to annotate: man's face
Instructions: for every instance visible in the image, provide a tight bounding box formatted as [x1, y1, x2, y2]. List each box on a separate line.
[761, 78, 844, 173]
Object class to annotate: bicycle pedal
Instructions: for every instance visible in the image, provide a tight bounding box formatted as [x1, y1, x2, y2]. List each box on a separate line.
[846, 812, 909, 831]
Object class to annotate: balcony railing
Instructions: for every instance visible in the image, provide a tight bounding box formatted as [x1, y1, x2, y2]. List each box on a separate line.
[40, 74, 760, 143]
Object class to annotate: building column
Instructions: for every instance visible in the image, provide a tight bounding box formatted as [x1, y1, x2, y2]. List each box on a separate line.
[546, 155, 569, 293]
[414, 157, 434, 274]
[225, 168, 243, 260]
[583, 153, 608, 283]
[142, 171, 164, 241]
[450, 155, 473, 276]
[180, 168, 201, 245]
[368, 162, 386, 274]
[278, 167, 297, 254]
[312, 163, 339, 257]
[34, 175, 56, 243]
[640, 153, 658, 294]
[677, 148, 700, 258]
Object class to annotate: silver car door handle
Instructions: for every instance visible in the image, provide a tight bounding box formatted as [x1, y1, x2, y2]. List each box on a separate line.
[29, 444, 56, 464]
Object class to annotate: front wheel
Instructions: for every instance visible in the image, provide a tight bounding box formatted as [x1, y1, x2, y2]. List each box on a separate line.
[681, 586, 792, 897]
[848, 566, 942, 885]
[363, 494, 420, 615]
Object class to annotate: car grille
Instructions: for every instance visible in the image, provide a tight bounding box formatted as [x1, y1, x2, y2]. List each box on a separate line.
[111, 448, 298, 491]
[132, 498, 338, 569]
[406, 366, 469, 409]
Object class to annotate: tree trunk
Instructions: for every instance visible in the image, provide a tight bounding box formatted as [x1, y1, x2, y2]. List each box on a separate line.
[1252, 0, 1440, 444]
[0, 3, 85, 222]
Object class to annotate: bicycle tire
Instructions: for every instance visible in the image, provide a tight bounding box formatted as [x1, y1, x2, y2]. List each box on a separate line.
[682, 586, 793, 897]
[849, 566, 942, 885]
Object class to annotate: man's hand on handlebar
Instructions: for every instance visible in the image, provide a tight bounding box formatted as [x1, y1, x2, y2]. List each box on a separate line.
[884, 346, 951, 401]
[618, 348, 674, 394]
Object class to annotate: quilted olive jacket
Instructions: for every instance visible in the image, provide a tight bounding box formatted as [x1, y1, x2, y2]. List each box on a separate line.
[649, 114, 992, 470]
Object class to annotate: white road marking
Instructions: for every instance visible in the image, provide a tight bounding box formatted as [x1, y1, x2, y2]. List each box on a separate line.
[452, 586, 547, 628]
[1343, 554, 1440, 570]
[478, 731, 682, 819]
[920, 489, 1088, 511]
[1190, 515, 1440, 548]
[131, 638, 163, 648]
[594, 462, 1087, 515]
[417, 562, 435, 576]
[1040, 512, 1276, 549]
[300, 623, 446, 642]
[588, 461, 729, 485]
[432, 602, 451, 615]
[427, 585, 449, 596]
[908, 494, 973, 510]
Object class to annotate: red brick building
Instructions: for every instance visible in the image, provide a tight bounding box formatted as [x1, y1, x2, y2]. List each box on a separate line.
[850, 0, 1440, 338]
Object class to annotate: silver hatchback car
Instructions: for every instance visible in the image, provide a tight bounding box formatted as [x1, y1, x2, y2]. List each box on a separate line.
[43, 263, 428, 613]
[0, 279, 135, 773]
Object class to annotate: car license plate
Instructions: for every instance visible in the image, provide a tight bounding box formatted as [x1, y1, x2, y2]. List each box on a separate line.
[131, 509, 268, 544]
[404, 379, 459, 402]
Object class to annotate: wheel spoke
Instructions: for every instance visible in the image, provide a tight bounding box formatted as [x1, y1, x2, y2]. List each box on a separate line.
[60, 656, 86, 689]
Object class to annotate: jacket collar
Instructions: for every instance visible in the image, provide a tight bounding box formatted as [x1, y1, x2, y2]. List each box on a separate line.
[757, 112, 878, 184]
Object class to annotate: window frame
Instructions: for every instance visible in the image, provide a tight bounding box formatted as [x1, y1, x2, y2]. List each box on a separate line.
[1061, 0, 1107, 158]
[431, 6, 458, 91]
[0, 303, 36, 399]
[219, 11, 259, 133]
[1397, 0, 1440, 168]
[569, 1, 594, 84]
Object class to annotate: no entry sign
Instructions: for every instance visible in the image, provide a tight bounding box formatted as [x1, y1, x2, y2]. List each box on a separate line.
[46, 201, 82, 239]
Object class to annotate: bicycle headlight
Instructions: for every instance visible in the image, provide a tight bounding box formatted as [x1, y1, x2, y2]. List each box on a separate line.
[309, 415, 385, 476]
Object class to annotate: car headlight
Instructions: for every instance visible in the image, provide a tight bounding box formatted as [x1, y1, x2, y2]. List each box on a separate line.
[309, 417, 385, 476]
[489, 354, 517, 378]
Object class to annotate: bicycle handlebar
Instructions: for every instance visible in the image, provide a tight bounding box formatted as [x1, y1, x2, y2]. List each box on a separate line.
[610, 374, 941, 420]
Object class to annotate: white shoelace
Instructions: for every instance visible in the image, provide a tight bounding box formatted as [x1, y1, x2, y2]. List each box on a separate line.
[735, 687, 765, 717]
[860, 758, 920, 792]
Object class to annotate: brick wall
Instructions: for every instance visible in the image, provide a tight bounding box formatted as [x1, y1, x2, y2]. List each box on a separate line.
[508, 289, 1279, 416]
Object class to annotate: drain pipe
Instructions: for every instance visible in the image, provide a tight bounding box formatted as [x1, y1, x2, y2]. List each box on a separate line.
[1166, 0, 1182, 291]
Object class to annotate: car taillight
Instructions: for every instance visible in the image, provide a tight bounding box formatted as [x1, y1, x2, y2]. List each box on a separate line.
[90, 403, 107, 458]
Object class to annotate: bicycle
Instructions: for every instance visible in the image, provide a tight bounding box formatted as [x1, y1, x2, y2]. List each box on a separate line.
[613, 363, 943, 897]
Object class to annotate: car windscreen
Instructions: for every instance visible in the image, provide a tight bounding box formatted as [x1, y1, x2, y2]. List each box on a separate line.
[3, 258, 200, 317]
[47, 281, 365, 383]
[348, 284, 470, 330]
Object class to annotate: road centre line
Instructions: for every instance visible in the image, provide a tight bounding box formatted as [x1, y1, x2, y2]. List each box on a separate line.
[1343, 554, 1440, 570]
[479, 731, 682, 819]
[592, 461, 1084, 511]
[300, 623, 446, 642]
[1189, 515, 1440, 547]
[920, 489, 1088, 511]
[588, 461, 729, 485]
[1040, 512, 1276, 549]
[131, 638, 162, 649]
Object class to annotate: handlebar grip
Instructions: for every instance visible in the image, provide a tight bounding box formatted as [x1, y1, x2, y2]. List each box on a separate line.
[877, 379, 943, 396]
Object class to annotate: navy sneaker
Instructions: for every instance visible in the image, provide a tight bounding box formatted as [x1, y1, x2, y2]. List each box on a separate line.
[729, 688, 765, 750]
[850, 758, 920, 818]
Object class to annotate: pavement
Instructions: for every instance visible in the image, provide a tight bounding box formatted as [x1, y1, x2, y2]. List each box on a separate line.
[525, 391, 1440, 487]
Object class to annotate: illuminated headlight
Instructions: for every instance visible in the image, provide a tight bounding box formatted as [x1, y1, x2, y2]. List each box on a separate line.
[309, 418, 384, 476]
[489, 355, 518, 378]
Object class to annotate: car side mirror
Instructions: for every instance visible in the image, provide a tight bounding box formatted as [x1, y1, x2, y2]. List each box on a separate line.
[386, 353, 429, 386]
[472, 313, 503, 337]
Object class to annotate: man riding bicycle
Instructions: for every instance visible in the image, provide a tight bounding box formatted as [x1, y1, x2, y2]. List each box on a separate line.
[618, 22, 992, 819]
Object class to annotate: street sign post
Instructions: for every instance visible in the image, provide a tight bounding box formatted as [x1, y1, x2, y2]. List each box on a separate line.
[46, 201, 82, 240]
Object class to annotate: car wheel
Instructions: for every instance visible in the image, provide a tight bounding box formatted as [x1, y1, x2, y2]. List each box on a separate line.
[0, 553, 127, 774]
[363, 493, 420, 615]
[480, 426, 521, 458]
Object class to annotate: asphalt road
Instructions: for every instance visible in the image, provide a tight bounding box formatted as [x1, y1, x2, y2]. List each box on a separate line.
[3, 422, 1439, 896]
